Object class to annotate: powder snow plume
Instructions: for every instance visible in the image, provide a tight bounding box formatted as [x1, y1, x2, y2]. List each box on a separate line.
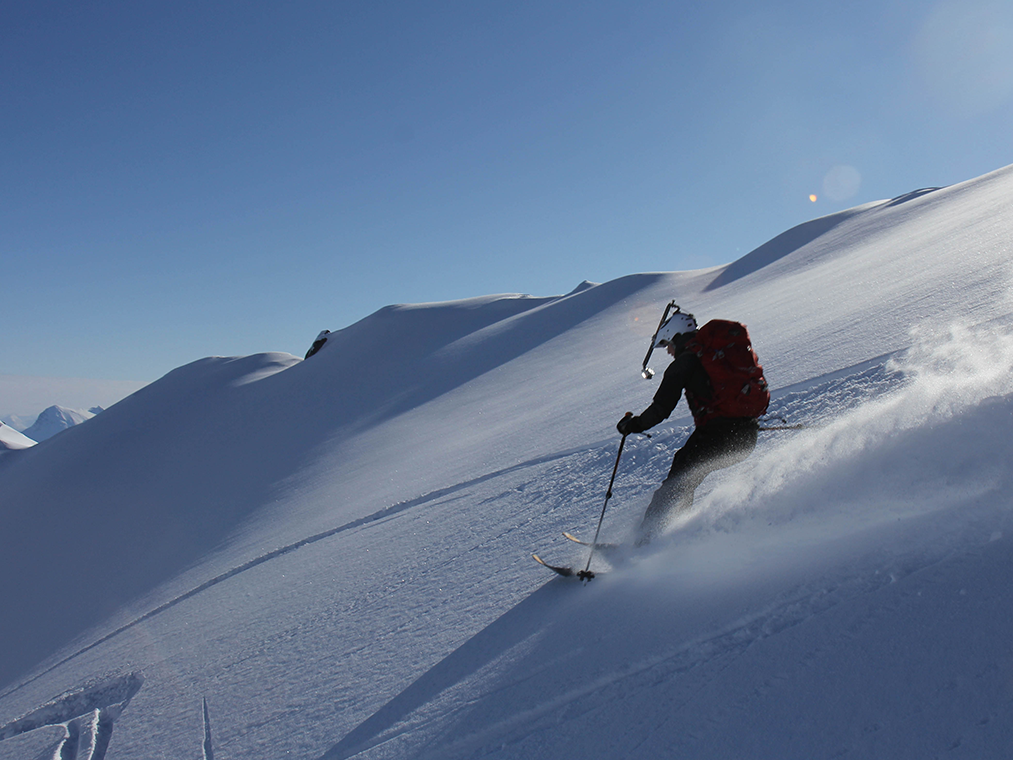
[693, 319, 1013, 540]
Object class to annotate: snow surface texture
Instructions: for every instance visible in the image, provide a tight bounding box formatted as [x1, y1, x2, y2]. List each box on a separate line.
[2, 164, 1013, 758]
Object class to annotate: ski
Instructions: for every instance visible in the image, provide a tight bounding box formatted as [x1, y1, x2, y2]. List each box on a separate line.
[532, 554, 596, 580]
[562, 532, 623, 553]
[532, 553, 575, 576]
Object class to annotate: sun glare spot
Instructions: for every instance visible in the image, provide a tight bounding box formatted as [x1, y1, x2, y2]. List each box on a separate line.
[823, 165, 862, 201]
[809, 194, 818, 202]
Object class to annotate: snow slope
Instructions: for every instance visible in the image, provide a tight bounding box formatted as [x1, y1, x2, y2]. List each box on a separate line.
[0, 422, 36, 452]
[1, 164, 1013, 759]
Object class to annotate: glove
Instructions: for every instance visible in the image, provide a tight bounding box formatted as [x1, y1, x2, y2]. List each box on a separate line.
[616, 414, 641, 436]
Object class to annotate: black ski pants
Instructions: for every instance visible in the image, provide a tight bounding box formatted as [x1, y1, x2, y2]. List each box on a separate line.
[636, 418, 758, 544]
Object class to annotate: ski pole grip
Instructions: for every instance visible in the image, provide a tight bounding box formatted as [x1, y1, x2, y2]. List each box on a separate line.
[618, 411, 633, 439]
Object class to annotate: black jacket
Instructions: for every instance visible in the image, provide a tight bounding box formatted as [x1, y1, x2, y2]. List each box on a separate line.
[627, 350, 712, 433]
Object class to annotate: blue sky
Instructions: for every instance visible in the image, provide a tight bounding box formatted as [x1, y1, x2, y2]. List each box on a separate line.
[3, 0, 1012, 402]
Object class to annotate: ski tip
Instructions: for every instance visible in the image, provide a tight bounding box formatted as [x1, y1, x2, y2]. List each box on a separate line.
[532, 553, 576, 577]
[563, 532, 621, 553]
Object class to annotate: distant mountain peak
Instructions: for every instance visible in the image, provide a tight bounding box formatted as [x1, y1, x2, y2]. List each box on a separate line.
[22, 405, 96, 442]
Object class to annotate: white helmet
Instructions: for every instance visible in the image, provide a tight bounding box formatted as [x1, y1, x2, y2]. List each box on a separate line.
[654, 311, 697, 348]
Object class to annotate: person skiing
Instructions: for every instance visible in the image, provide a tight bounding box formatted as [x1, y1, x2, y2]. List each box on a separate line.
[617, 307, 768, 544]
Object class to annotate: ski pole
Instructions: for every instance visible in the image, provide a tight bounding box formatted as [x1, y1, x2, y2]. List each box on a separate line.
[579, 414, 631, 581]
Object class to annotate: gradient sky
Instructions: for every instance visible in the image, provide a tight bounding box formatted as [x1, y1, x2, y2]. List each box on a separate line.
[4, 0, 1013, 409]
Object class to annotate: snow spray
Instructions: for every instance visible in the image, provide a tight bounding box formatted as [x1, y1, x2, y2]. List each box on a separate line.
[697, 319, 1013, 533]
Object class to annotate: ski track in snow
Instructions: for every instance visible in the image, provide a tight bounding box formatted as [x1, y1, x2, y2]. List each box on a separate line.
[324, 545, 919, 759]
[2, 439, 627, 701]
[327, 512, 1003, 760]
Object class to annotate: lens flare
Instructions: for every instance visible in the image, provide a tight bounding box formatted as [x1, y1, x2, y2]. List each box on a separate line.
[823, 166, 862, 201]
[809, 194, 818, 202]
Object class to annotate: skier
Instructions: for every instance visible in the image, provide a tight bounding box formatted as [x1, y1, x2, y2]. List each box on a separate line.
[304, 330, 330, 359]
[617, 308, 768, 544]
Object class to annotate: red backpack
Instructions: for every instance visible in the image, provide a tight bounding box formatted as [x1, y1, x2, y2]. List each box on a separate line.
[685, 320, 769, 425]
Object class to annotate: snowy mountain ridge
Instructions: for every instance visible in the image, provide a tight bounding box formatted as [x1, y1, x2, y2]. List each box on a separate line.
[2, 163, 1013, 759]
[0, 422, 36, 452]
